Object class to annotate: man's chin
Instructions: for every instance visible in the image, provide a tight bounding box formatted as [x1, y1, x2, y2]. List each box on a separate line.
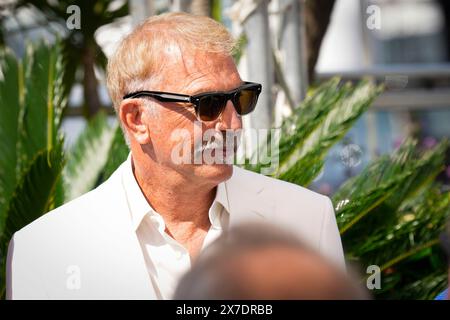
[194, 163, 234, 182]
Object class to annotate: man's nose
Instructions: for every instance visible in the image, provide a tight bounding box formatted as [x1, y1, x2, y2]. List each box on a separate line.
[216, 100, 242, 131]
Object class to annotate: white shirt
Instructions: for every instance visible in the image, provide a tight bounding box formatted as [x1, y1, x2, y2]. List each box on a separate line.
[121, 156, 230, 299]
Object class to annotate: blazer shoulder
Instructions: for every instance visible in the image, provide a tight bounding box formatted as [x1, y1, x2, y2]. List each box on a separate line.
[13, 162, 125, 241]
[13, 188, 95, 245]
[231, 166, 330, 204]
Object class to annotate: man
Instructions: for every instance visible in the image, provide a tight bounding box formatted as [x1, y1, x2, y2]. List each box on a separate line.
[174, 222, 366, 300]
[6, 12, 344, 299]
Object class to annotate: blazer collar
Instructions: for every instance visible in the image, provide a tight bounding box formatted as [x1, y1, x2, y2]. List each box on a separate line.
[122, 153, 232, 231]
[93, 162, 273, 299]
[224, 166, 275, 226]
[117, 158, 273, 230]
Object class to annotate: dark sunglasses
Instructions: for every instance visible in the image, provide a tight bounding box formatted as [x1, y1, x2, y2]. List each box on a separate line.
[123, 81, 262, 122]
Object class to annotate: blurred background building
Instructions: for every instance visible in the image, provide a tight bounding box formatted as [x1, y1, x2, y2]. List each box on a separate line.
[315, 0, 450, 195]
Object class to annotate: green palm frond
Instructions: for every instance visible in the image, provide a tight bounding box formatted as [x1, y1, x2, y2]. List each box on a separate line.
[0, 41, 66, 231]
[98, 125, 130, 183]
[252, 77, 341, 174]
[63, 112, 116, 201]
[250, 75, 449, 299]
[331, 139, 449, 300]
[334, 139, 449, 236]
[385, 270, 448, 300]
[2, 146, 65, 244]
[63, 117, 130, 200]
[245, 78, 363, 175]
[277, 79, 382, 186]
[0, 48, 21, 230]
[359, 186, 450, 299]
[17, 41, 66, 172]
[0, 41, 67, 298]
[351, 185, 450, 265]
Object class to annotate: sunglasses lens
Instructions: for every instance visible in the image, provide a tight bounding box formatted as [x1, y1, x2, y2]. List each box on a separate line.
[235, 88, 259, 115]
[196, 85, 260, 121]
[197, 95, 227, 121]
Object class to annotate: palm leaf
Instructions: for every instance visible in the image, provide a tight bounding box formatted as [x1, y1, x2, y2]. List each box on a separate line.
[0, 146, 64, 298]
[2, 146, 65, 243]
[385, 270, 448, 300]
[0, 40, 66, 232]
[17, 41, 66, 173]
[357, 186, 450, 299]
[278, 79, 382, 185]
[98, 125, 130, 183]
[0, 49, 21, 231]
[245, 77, 346, 174]
[258, 77, 449, 299]
[63, 112, 116, 201]
[0, 41, 67, 298]
[335, 139, 449, 237]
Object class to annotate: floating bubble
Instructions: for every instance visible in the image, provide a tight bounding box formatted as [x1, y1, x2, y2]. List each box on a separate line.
[340, 144, 363, 168]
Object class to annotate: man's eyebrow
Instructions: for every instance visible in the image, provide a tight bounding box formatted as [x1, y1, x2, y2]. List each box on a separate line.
[190, 82, 245, 95]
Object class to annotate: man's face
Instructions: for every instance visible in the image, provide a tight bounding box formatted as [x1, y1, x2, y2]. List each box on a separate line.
[134, 45, 243, 184]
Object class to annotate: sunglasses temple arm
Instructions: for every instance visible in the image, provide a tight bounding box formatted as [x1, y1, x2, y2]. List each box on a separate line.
[156, 93, 191, 103]
[123, 92, 192, 104]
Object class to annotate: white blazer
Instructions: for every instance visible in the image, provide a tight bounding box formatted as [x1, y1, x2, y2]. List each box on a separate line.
[6, 161, 345, 299]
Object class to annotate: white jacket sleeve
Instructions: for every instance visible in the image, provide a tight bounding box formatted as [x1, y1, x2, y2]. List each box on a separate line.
[6, 232, 48, 300]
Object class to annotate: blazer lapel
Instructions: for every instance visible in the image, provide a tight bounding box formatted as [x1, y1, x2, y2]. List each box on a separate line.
[89, 164, 274, 298]
[225, 166, 276, 227]
[92, 163, 157, 299]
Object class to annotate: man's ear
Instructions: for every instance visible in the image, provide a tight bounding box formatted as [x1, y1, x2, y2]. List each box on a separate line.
[119, 100, 151, 144]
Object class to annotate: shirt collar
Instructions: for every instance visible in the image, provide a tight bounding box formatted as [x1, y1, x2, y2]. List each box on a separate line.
[122, 153, 230, 231]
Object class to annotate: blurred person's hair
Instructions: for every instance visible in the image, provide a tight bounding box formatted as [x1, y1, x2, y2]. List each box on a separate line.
[173, 222, 369, 300]
[106, 12, 237, 112]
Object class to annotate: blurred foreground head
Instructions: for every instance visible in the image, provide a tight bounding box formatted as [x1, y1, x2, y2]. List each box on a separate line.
[174, 223, 368, 300]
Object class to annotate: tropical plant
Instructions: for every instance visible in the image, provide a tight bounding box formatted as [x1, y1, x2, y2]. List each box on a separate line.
[7, 0, 129, 118]
[0, 41, 66, 297]
[62, 112, 116, 201]
[0, 40, 126, 298]
[1, 41, 449, 300]
[252, 78, 450, 299]
[62, 112, 129, 201]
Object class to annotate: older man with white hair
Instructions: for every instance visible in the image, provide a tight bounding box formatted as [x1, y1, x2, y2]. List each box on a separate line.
[6, 12, 344, 299]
